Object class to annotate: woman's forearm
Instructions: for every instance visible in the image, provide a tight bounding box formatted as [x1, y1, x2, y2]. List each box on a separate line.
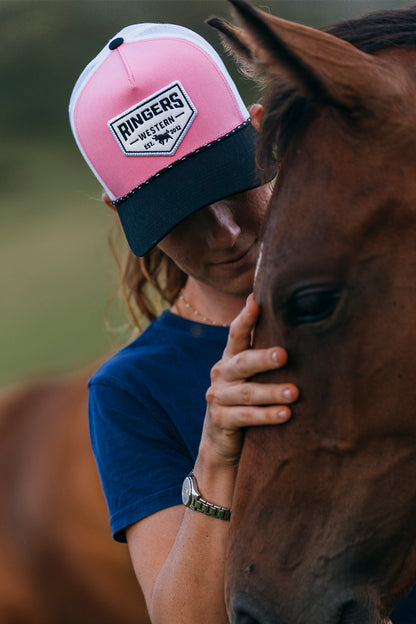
[149, 462, 238, 623]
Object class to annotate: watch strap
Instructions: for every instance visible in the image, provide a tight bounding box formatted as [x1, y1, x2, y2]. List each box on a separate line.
[184, 472, 231, 521]
[188, 495, 231, 521]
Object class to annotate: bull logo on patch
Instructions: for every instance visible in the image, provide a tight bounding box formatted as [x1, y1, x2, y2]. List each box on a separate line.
[154, 131, 172, 145]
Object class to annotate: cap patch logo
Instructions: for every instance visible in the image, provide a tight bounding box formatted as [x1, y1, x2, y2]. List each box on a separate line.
[108, 81, 197, 156]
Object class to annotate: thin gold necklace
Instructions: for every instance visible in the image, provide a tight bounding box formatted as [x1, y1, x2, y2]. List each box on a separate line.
[177, 290, 228, 327]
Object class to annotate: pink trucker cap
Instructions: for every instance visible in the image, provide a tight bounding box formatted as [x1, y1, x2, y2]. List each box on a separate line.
[69, 24, 264, 257]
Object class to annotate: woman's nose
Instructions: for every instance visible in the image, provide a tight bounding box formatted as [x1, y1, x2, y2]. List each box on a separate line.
[204, 204, 241, 249]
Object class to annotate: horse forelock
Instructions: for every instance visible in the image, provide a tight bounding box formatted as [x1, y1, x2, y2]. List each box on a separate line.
[257, 5, 416, 173]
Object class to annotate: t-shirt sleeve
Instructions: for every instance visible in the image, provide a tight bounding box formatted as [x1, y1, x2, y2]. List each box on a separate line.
[88, 379, 194, 542]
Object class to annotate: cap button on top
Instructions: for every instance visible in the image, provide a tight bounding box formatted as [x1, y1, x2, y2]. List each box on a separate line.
[109, 37, 124, 50]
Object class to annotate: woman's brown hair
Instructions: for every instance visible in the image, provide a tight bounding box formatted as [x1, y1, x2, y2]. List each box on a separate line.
[108, 216, 187, 331]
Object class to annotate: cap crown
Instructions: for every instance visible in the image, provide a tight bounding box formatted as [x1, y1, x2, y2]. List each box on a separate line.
[69, 23, 249, 201]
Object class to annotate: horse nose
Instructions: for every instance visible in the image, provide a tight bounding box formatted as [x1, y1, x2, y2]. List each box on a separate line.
[231, 593, 371, 624]
[233, 608, 266, 624]
[231, 594, 271, 624]
[233, 614, 260, 624]
[336, 598, 370, 624]
[233, 602, 370, 624]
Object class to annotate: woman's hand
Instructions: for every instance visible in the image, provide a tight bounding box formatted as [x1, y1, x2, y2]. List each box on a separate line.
[200, 294, 299, 470]
[130, 294, 298, 624]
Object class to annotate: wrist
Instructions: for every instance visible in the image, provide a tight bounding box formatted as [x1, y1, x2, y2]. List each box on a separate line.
[182, 472, 231, 521]
[193, 449, 238, 510]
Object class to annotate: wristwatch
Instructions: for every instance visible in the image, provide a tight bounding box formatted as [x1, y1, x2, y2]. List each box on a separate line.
[181, 472, 231, 521]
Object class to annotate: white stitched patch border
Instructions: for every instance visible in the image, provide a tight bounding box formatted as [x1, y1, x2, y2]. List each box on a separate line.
[108, 81, 197, 156]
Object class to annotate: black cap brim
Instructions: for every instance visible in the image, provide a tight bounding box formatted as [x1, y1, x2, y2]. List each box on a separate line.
[116, 122, 267, 257]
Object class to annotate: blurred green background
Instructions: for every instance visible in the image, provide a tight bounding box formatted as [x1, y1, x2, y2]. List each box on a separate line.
[0, 0, 410, 388]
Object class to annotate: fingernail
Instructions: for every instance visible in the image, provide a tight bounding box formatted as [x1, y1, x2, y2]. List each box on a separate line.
[272, 350, 279, 364]
[283, 387, 293, 400]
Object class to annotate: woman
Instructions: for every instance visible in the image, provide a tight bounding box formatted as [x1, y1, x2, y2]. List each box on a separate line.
[69, 22, 296, 621]
[69, 21, 415, 624]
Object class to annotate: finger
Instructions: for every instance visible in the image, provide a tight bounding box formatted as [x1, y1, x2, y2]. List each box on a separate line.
[211, 346, 288, 383]
[223, 294, 259, 358]
[210, 404, 293, 430]
[207, 381, 299, 408]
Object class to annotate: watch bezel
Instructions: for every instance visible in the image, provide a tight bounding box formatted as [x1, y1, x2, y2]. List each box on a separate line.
[182, 474, 197, 507]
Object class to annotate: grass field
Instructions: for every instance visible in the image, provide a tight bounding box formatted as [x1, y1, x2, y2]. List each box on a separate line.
[0, 138, 134, 388]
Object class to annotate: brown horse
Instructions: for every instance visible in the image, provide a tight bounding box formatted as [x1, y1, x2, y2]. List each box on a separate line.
[209, 2, 416, 623]
[0, 373, 149, 624]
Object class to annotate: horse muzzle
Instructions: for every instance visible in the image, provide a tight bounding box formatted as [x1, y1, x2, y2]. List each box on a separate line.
[231, 592, 372, 624]
[230, 593, 272, 624]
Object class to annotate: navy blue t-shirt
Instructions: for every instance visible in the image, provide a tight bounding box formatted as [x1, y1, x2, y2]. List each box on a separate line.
[88, 309, 416, 620]
[88, 310, 229, 542]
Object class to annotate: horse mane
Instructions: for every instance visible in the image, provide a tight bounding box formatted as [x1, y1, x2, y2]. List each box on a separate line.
[259, 5, 416, 171]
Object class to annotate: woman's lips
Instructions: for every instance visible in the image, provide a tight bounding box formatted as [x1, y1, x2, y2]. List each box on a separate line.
[210, 240, 258, 270]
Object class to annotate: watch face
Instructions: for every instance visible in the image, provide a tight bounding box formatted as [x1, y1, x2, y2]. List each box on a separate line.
[182, 476, 192, 506]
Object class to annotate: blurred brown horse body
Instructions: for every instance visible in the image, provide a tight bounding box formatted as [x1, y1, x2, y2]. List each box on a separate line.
[210, 2, 416, 623]
[0, 374, 149, 624]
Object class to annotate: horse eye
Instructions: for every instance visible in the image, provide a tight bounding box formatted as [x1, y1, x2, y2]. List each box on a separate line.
[286, 287, 342, 326]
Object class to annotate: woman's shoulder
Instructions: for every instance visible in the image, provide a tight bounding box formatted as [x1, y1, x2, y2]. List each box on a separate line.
[89, 310, 228, 391]
[89, 311, 179, 387]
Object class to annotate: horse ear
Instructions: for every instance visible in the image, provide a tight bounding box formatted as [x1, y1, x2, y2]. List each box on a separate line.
[206, 16, 256, 77]
[208, 0, 404, 114]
